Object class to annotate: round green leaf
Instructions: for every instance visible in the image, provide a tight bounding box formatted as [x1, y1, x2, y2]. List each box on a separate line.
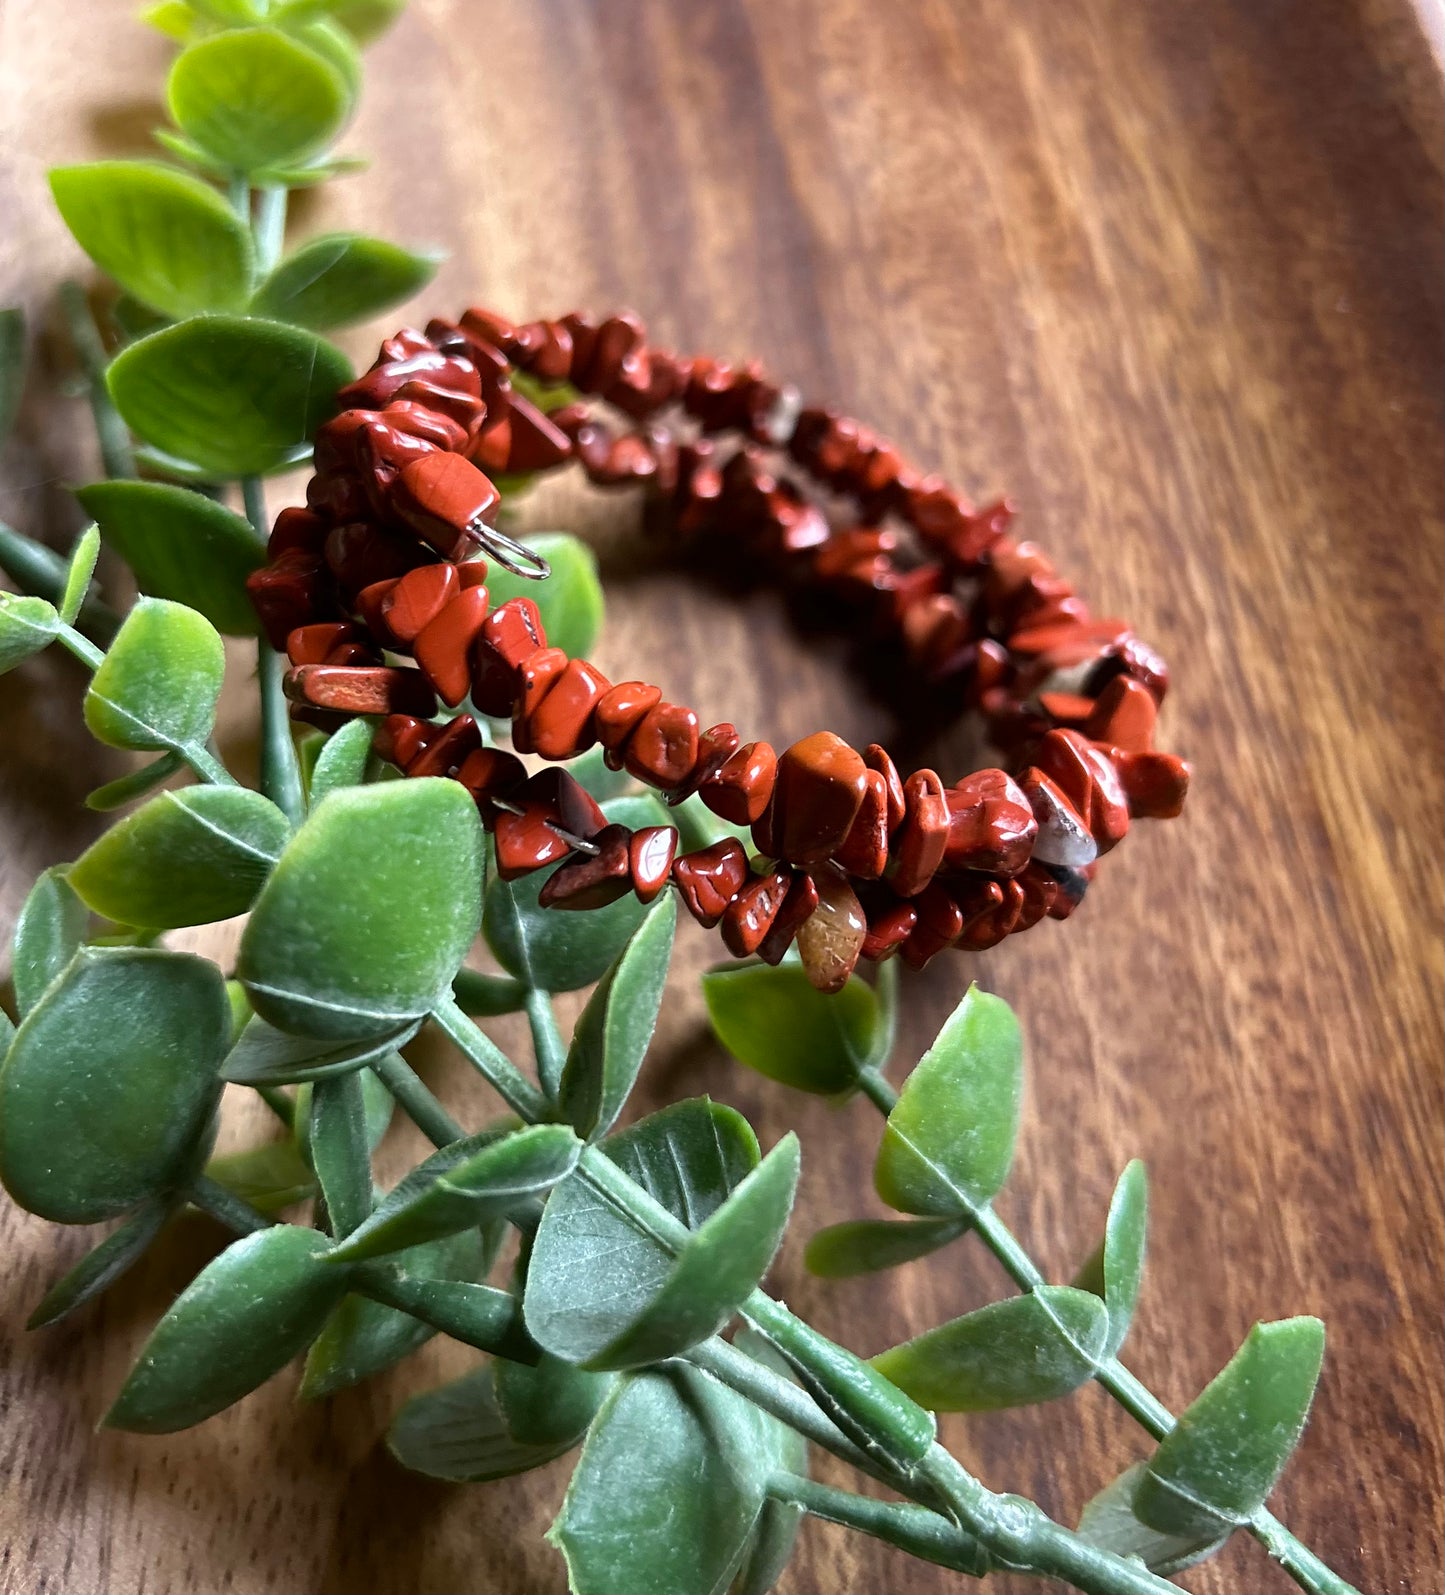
[10, 865, 88, 1016]
[451, 966, 527, 1016]
[1133, 1318, 1326, 1539]
[69, 786, 288, 929]
[549, 1365, 798, 1595]
[59, 526, 100, 626]
[483, 533, 603, 660]
[77, 480, 265, 635]
[204, 1137, 316, 1216]
[27, 1200, 173, 1329]
[559, 893, 675, 1141]
[307, 716, 374, 805]
[329, 1124, 582, 1261]
[1078, 1464, 1229, 1578]
[804, 1216, 967, 1279]
[485, 855, 648, 994]
[107, 314, 352, 478]
[0, 947, 227, 1223]
[874, 983, 1023, 1216]
[85, 752, 184, 813]
[221, 1012, 416, 1084]
[166, 26, 349, 174]
[49, 162, 255, 318]
[251, 233, 439, 331]
[1072, 1159, 1148, 1357]
[495, 1354, 613, 1449]
[84, 596, 225, 753]
[526, 1135, 798, 1370]
[870, 1286, 1109, 1413]
[239, 779, 483, 1038]
[0, 592, 59, 676]
[103, 1224, 348, 1433]
[282, 17, 361, 107]
[388, 1364, 586, 1484]
[703, 960, 881, 1096]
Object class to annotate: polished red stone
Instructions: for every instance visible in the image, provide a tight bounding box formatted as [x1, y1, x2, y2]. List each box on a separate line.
[630, 826, 679, 903]
[354, 577, 400, 643]
[757, 870, 820, 965]
[414, 587, 492, 707]
[493, 769, 606, 880]
[392, 379, 487, 437]
[672, 839, 750, 929]
[382, 562, 459, 644]
[720, 866, 792, 957]
[1015, 862, 1060, 931]
[954, 877, 1021, 951]
[288, 664, 436, 718]
[671, 723, 740, 804]
[407, 714, 481, 778]
[338, 351, 481, 411]
[506, 393, 574, 473]
[1112, 750, 1190, 819]
[539, 824, 633, 910]
[1018, 768, 1097, 868]
[596, 681, 663, 763]
[796, 866, 867, 993]
[1038, 690, 1096, 726]
[625, 702, 701, 789]
[1083, 674, 1157, 753]
[383, 398, 467, 453]
[455, 746, 528, 818]
[1032, 729, 1130, 854]
[469, 596, 546, 717]
[324, 520, 429, 597]
[286, 621, 359, 666]
[833, 768, 890, 879]
[701, 740, 777, 825]
[861, 897, 918, 962]
[374, 714, 432, 770]
[943, 769, 1038, 874]
[247, 553, 328, 651]
[269, 506, 327, 558]
[770, 732, 868, 866]
[892, 769, 949, 897]
[863, 744, 907, 829]
[526, 657, 611, 760]
[391, 452, 500, 560]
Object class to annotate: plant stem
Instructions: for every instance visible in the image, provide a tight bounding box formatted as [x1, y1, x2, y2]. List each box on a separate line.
[257, 643, 305, 824]
[857, 1072, 1360, 1595]
[369, 1051, 465, 1148]
[58, 280, 134, 480]
[524, 986, 567, 1098]
[252, 184, 287, 275]
[765, 1472, 990, 1577]
[187, 1174, 270, 1234]
[430, 994, 551, 1122]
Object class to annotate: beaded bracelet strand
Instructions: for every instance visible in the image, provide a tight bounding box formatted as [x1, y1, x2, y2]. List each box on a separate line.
[245, 308, 1189, 993]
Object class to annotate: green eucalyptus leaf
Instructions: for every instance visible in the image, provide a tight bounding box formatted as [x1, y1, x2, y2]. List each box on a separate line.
[310, 1070, 372, 1236]
[108, 315, 351, 479]
[300, 1227, 490, 1399]
[283, 17, 362, 106]
[703, 960, 881, 1096]
[728, 1337, 809, 1595]
[0, 521, 117, 643]
[0, 1007, 13, 1059]
[249, 153, 368, 188]
[69, 786, 289, 929]
[526, 1135, 798, 1370]
[484, 533, 602, 660]
[874, 983, 1022, 1217]
[804, 1215, 967, 1278]
[0, 592, 60, 676]
[870, 1285, 1109, 1413]
[550, 1364, 799, 1595]
[141, 0, 201, 38]
[1073, 1159, 1148, 1357]
[239, 779, 483, 1039]
[451, 966, 527, 1016]
[1077, 1463, 1229, 1577]
[84, 597, 225, 753]
[1133, 1318, 1327, 1540]
[388, 1364, 581, 1484]
[104, 1224, 349, 1432]
[316, 0, 406, 44]
[0, 947, 227, 1223]
[495, 1354, 613, 1448]
[49, 162, 255, 318]
[360, 1272, 528, 1359]
[76, 480, 265, 635]
[190, 0, 268, 21]
[58, 526, 100, 626]
[27, 1200, 173, 1329]
[294, 1066, 393, 1158]
[0, 307, 24, 442]
[111, 294, 171, 341]
[330, 1124, 580, 1261]
[560, 893, 675, 1140]
[85, 753, 184, 813]
[252, 233, 438, 331]
[204, 1137, 316, 1216]
[10, 865, 88, 1016]
[166, 27, 348, 174]
[222, 1013, 417, 1084]
[308, 716, 374, 805]
[150, 129, 230, 180]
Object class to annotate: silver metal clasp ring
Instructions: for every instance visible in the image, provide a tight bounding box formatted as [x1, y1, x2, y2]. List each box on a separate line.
[470, 520, 552, 581]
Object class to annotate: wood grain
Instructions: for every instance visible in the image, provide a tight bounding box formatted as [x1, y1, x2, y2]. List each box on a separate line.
[1, 1, 1441, 1591]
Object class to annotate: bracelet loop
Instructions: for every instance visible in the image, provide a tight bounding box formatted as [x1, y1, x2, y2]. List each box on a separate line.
[248, 307, 1190, 992]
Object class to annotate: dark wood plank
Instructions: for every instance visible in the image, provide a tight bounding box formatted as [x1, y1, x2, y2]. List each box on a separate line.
[1, 1, 1440, 1590]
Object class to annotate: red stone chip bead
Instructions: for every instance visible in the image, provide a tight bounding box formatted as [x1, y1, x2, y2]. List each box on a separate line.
[250, 307, 1190, 989]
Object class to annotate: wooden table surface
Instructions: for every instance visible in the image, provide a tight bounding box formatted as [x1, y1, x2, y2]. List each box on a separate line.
[1, 2, 1441, 1592]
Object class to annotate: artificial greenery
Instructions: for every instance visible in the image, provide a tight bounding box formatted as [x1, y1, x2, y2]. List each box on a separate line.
[0, 5, 1361, 1593]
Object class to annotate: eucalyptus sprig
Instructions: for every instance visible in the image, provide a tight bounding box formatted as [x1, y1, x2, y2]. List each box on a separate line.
[0, 6, 1365, 1594]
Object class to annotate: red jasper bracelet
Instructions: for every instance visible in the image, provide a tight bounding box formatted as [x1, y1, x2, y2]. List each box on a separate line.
[246, 307, 1189, 993]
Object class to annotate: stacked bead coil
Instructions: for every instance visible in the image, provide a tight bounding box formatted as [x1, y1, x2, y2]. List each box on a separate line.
[246, 307, 1190, 994]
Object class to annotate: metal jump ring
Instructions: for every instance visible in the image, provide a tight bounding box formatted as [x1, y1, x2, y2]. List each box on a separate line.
[469, 519, 552, 581]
